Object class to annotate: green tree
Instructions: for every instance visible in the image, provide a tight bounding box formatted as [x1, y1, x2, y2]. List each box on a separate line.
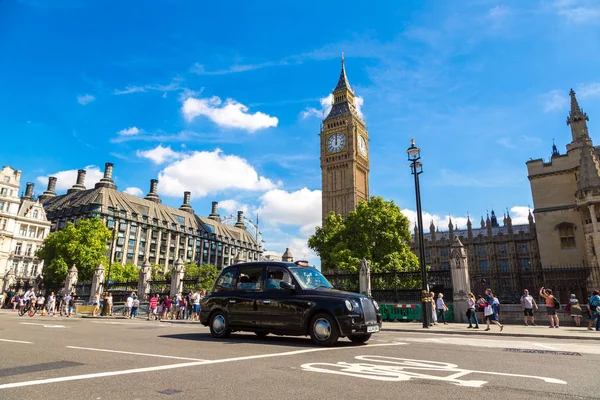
[109, 262, 139, 282]
[151, 264, 166, 280]
[184, 262, 200, 279]
[37, 217, 112, 288]
[198, 264, 219, 291]
[308, 196, 419, 274]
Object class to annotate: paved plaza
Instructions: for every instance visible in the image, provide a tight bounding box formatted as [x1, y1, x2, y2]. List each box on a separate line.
[0, 313, 598, 400]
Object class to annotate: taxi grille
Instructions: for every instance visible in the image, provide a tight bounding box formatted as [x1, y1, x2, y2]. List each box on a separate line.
[361, 298, 377, 324]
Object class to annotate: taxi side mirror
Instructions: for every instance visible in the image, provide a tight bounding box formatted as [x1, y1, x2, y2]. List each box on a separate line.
[280, 281, 295, 291]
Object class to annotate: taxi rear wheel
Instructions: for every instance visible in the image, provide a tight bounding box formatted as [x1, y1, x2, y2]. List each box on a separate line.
[348, 334, 371, 344]
[309, 313, 340, 346]
[209, 311, 231, 338]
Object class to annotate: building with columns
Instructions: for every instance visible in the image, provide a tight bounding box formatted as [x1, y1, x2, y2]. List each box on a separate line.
[39, 163, 261, 270]
[0, 166, 51, 291]
[411, 210, 541, 301]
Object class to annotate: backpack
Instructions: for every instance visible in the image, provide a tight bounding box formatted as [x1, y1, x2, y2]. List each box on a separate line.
[553, 296, 560, 309]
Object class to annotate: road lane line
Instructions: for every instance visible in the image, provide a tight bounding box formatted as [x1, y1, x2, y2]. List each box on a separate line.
[66, 346, 207, 361]
[20, 322, 65, 328]
[0, 338, 33, 344]
[0, 342, 406, 390]
[534, 343, 558, 350]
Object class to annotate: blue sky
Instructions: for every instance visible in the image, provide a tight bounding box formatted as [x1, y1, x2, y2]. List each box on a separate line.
[1, 0, 600, 265]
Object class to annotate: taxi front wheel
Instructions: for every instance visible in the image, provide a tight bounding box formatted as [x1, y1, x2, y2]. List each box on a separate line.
[209, 311, 231, 338]
[309, 313, 340, 346]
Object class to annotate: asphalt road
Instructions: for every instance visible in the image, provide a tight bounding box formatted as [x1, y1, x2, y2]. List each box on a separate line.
[0, 313, 598, 400]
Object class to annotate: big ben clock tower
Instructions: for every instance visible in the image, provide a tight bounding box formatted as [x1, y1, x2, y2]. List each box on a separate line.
[320, 55, 370, 224]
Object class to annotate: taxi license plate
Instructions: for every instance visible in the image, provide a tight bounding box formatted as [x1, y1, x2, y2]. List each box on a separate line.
[367, 325, 379, 333]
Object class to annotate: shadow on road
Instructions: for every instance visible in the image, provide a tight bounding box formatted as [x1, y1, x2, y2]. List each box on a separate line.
[157, 332, 367, 348]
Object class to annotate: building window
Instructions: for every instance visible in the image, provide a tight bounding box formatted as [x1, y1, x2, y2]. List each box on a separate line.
[499, 259, 509, 273]
[32, 210, 38, 219]
[520, 258, 532, 272]
[477, 247, 487, 256]
[19, 225, 27, 236]
[15, 242, 22, 255]
[498, 245, 507, 255]
[25, 244, 33, 257]
[32, 264, 39, 277]
[0, 201, 5, 211]
[22, 261, 29, 276]
[425, 250, 430, 258]
[441, 262, 450, 270]
[479, 260, 489, 273]
[557, 223, 576, 249]
[28, 227, 36, 237]
[12, 260, 19, 273]
[0, 218, 6, 230]
[0, 188, 7, 196]
[440, 248, 449, 258]
[3, 176, 9, 183]
[518, 243, 529, 253]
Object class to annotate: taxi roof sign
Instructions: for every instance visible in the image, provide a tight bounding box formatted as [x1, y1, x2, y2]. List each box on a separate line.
[294, 260, 310, 267]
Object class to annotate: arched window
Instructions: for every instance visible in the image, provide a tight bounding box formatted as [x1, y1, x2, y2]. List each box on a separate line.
[556, 222, 576, 249]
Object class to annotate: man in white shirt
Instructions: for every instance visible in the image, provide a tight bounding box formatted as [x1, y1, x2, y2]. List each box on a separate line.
[192, 291, 201, 321]
[125, 295, 133, 317]
[23, 288, 36, 309]
[520, 289, 538, 326]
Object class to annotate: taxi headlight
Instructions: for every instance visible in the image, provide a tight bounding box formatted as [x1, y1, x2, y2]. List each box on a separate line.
[372, 300, 379, 311]
[345, 300, 353, 312]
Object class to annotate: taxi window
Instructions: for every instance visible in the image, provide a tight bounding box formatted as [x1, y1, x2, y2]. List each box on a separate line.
[213, 268, 237, 292]
[265, 267, 292, 291]
[235, 267, 263, 292]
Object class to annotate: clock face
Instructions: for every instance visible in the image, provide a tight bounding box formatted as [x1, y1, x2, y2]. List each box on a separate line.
[327, 133, 346, 153]
[358, 136, 367, 157]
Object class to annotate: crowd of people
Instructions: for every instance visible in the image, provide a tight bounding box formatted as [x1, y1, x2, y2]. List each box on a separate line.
[0, 287, 78, 317]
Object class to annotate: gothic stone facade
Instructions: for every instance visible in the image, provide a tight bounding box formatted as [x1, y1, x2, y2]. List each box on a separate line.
[411, 211, 541, 300]
[39, 163, 260, 271]
[320, 56, 370, 223]
[0, 166, 51, 290]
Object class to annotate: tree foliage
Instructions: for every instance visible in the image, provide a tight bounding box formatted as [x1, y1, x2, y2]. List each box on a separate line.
[109, 263, 139, 282]
[37, 217, 112, 288]
[308, 196, 419, 273]
[185, 263, 219, 291]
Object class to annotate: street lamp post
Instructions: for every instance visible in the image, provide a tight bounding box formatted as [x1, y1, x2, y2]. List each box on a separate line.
[102, 208, 118, 316]
[407, 139, 429, 329]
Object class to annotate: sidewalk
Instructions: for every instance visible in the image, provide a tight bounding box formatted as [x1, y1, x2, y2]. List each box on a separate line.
[383, 321, 600, 341]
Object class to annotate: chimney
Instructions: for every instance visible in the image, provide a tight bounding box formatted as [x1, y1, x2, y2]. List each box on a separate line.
[208, 201, 220, 221]
[38, 176, 57, 203]
[95, 162, 117, 190]
[67, 169, 86, 194]
[22, 182, 34, 200]
[144, 179, 161, 204]
[179, 191, 193, 213]
[234, 211, 246, 229]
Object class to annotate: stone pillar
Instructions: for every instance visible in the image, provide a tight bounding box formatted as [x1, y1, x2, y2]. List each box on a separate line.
[138, 260, 152, 300]
[3, 269, 16, 292]
[65, 265, 78, 295]
[358, 258, 372, 297]
[89, 263, 105, 303]
[449, 237, 471, 323]
[170, 257, 185, 298]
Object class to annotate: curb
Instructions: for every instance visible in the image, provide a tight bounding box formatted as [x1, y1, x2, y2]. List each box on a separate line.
[381, 327, 600, 341]
[159, 320, 200, 324]
[80, 315, 128, 319]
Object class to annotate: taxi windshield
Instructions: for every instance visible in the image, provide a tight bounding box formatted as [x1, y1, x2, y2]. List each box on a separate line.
[289, 267, 333, 290]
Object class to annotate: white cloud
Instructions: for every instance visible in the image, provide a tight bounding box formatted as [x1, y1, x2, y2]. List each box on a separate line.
[219, 199, 251, 215]
[287, 237, 317, 262]
[509, 206, 533, 225]
[488, 5, 510, 20]
[136, 144, 182, 165]
[77, 94, 95, 105]
[114, 78, 183, 95]
[578, 82, 600, 99]
[156, 149, 280, 197]
[123, 187, 143, 197]
[181, 96, 278, 132]
[258, 188, 322, 228]
[117, 127, 140, 136]
[36, 165, 104, 191]
[557, 7, 600, 24]
[496, 137, 514, 148]
[300, 93, 364, 119]
[540, 90, 568, 112]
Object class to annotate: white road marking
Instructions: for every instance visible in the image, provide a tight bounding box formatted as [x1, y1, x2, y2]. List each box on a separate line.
[20, 322, 65, 328]
[0, 342, 406, 390]
[534, 343, 558, 350]
[0, 338, 33, 344]
[66, 346, 207, 361]
[302, 355, 567, 387]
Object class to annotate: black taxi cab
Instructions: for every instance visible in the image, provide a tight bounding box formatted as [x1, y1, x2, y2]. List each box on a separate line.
[199, 260, 382, 346]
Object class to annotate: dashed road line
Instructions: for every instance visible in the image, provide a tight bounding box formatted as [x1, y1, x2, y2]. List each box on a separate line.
[19, 322, 65, 328]
[0, 338, 33, 344]
[66, 346, 207, 361]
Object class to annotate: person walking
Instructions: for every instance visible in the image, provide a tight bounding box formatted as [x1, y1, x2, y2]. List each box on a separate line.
[64, 292, 72, 317]
[48, 292, 56, 316]
[539, 287, 560, 328]
[131, 297, 140, 318]
[161, 295, 172, 320]
[492, 295, 501, 322]
[147, 294, 159, 320]
[92, 292, 100, 317]
[107, 293, 113, 316]
[466, 292, 479, 329]
[566, 294, 583, 327]
[520, 289, 538, 326]
[430, 292, 438, 325]
[484, 288, 504, 331]
[191, 290, 200, 321]
[125, 294, 133, 318]
[36, 293, 45, 312]
[436, 293, 448, 325]
[589, 290, 600, 331]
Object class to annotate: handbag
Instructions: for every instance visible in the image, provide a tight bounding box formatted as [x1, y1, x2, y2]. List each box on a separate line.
[484, 305, 494, 316]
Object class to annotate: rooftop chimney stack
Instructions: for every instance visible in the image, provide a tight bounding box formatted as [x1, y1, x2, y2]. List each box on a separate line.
[67, 169, 86, 194]
[235, 211, 246, 229]
[208, 201, 220, 221]
[38, 177, 57, 203]
[179, 191, 193, 213]
[144, 179, 161, 204]
[95, 162, 117, 190]
[22, 182, 34, 200]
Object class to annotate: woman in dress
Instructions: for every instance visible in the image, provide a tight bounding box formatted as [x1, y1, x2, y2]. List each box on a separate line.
[466, 292, 479, 329]
[566, 294, 582, 327]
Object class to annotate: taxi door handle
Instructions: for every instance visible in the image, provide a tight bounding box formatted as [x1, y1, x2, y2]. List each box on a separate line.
[229, 300, 236, 303]
[263, 300, 271, 304]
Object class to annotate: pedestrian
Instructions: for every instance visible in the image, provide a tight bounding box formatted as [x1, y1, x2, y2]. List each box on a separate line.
[92, 292, 100, 317]
[131, 297, 140, 318]
[566, 294, 582, 327]
[125, 294, 133, 318]
[484, 288, 504, 332]
[11, 293, 19, 312]
[36, 293, 45, 312]
[147, 294, 159, 320]
[436, 293, 448, 325]
[466, 292, 479, 329]
[162, 295, 171, 320]
[520, 289, 538, 326]
[48, 292, 56, 316]
[589, 290, 600, 331]
[492, 295, 501, 322]
[64, 292, 72, 317]
[191, 290, 201, 321]
[178, 294, 186, 320]
[107, 293, 113, 316]
[430, 292, 438, 325]
[539, 286, 560, 328]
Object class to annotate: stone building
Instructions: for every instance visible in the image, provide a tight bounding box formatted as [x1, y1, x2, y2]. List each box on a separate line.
[320, 55, 370, 223]
[39, 163, 260, 270]
[0, 166, 51, 291]
[412, 210, 541, 300]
